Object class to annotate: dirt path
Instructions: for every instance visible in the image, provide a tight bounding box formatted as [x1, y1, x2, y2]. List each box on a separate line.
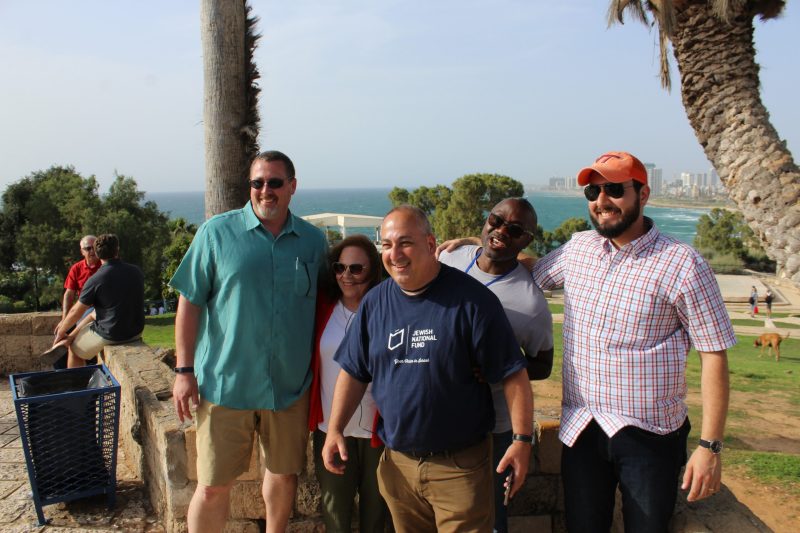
[532, 379, 800, 532]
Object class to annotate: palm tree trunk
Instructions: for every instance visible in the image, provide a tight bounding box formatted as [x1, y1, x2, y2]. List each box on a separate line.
[200, 0, 260, 218]
[671, 0, 800, 283]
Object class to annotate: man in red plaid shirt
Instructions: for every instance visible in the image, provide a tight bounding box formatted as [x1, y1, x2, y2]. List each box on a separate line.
[531, 151, 735, 532]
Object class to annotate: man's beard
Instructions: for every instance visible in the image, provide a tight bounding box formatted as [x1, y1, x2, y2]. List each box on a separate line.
[589, 195, 640, 239]
[255, 203, 280, 221]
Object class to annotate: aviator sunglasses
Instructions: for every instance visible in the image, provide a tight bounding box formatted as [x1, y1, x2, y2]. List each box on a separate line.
[583, 182, 634, 201]
[487, 213, 535, 239]
[249, 177, 291, 190]
[332, 262, 365, 275]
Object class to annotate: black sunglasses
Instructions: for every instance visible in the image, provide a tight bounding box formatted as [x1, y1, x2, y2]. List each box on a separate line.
[250, 177, 290, 190]
[487, 213, 535, 239]
[332, 262, 365, 275]
[583, 182, 634, 201]
[81, 246, 94, 252]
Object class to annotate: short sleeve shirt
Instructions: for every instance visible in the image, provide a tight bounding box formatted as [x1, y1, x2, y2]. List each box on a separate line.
[169, 203, 328, 410]
[334, 264, 527, 453]
[531, 221, 736, 446]
[79, 259, 145, 341]
[440, 245, 554, 432]
[64, 259, 101, 293]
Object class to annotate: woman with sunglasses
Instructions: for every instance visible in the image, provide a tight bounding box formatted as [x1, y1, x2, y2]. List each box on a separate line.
[308, 234, 388, 532]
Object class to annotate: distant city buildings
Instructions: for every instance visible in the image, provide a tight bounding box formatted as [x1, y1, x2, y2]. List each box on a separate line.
[544, 161, 727, 200]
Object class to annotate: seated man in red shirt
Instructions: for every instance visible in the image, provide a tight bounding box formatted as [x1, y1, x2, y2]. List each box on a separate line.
[62, 235, 101, 321]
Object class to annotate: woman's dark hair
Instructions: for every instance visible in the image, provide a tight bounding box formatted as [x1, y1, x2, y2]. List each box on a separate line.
[325, 234, 383, 300]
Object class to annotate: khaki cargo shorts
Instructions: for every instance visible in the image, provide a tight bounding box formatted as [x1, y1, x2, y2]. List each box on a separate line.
[195, 389, 310, 486]
[71, 325, 141, 360]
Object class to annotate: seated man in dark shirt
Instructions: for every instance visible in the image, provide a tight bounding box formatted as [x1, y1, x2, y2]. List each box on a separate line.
[52, 233, 145, 367]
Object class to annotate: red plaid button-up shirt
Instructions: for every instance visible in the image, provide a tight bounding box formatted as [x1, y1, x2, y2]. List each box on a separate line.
[532, 221, 735, 446]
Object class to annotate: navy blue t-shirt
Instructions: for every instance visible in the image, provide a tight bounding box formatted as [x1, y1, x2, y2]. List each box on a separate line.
[334, 264, 526, 453]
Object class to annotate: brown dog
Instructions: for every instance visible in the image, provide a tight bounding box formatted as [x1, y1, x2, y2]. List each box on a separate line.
[754, 332, 790, 362]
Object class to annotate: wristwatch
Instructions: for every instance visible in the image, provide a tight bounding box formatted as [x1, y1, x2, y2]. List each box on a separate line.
[698, 438, 724, 454]
[173, 366, 195, 374]
[512, 433, 534, 444]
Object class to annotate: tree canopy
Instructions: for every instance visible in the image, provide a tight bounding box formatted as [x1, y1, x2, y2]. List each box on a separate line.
[390, 173, 524, 241]
[0, 166, 194, 310]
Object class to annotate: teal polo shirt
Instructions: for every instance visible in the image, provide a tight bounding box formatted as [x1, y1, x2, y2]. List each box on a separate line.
[170, 202, 327, 410]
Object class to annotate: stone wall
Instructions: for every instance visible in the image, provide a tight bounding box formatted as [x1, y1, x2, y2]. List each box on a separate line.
[0, 312, 61, 375]
[102, 343, 566, 532]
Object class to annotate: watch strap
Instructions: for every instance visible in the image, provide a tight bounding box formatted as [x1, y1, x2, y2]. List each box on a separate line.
[173, 366, 195, 374]
[512, 433, 533, 444]
[698, 438, 723, 454]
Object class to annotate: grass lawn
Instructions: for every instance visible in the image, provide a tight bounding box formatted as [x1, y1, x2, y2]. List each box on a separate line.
[549, 322, 800, 492]
[730, 318, 800, 329]
[142, 313, 176, 349]
[548, 302, 564, 315]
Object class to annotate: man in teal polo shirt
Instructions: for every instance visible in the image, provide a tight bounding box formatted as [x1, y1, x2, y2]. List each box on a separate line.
[170, 150, 327, 533]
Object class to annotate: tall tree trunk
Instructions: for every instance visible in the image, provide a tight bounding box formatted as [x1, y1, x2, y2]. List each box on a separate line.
[671, 0, 800, 283]
[201, 0, 260, 219]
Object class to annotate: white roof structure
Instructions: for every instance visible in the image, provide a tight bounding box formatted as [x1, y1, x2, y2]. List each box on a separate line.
[302, 212, 384, 240]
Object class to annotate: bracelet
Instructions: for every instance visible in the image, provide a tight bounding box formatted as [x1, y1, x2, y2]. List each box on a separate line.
[173, 366, 195, 374]
[512, 433, 533, 444]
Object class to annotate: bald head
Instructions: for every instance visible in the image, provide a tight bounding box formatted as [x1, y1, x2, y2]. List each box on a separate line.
[380, 205, 439, 291]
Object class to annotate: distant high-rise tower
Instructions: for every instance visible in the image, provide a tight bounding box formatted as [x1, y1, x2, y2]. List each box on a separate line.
[643, 163, 663, 196]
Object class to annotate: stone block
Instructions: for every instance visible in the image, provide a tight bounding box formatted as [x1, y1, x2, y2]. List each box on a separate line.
[0, 315, 31, 336]
[0, 336, 31, 359]
[230, 481, 265, 519]
[30, 335, 55, 356]
[30, 312, 60, 335]
[287, 518, 325, 532]
[535, 416, 562, 474]
[509, 514, 551, 533]
[509, 474, 560, 516]
[295, 469, 321, 517]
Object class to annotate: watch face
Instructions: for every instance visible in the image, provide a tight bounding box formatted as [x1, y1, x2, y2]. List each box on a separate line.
[710, 440, 724, 454]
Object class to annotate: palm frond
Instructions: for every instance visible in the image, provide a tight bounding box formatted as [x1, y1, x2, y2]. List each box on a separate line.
[607, 0, 649, 27]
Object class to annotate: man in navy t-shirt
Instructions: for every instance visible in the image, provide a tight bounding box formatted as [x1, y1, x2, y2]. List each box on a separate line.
[322, 205, 534, 532]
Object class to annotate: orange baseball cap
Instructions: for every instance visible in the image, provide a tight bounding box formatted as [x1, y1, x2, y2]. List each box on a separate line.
[576, 151, 648, 186]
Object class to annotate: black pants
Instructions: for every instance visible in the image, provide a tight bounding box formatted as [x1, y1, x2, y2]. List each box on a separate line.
[562, 418, 690, 533]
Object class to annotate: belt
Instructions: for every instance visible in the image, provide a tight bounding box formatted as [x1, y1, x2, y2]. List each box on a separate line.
[396, 437, 485, 460]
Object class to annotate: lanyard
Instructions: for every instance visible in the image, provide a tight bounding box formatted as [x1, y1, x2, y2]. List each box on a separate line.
[464, 249, 514, 287]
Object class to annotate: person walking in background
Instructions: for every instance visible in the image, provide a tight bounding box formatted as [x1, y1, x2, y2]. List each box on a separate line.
[438, 197, 553, 533]
[765, 289, 774, 319]
[52, 234, 145, 368]
[749, 286, 758, 317]
[308, 234, 388, 532]
[323, 206, 533, 533]
[169, 151, 328, 533]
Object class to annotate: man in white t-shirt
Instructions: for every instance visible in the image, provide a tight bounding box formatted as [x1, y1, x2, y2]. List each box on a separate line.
[439, 197, 554, 533]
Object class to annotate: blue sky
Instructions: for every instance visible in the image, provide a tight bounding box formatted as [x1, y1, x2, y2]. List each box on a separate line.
[1, 0, 797, 192]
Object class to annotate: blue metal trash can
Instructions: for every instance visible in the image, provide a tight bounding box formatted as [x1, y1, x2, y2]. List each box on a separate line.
[10, 364, 121, 526]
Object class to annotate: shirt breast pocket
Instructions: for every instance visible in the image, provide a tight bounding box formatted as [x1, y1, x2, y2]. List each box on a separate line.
[294, 258, 319, 298]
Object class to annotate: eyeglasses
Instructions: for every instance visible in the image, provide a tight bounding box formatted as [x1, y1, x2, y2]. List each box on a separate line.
[583, 182, 634, 201]
[249, 177, 290, 190]
[332, 262, 365, 275]
[486, 213, 535, 239]
[81, 246, 94, 252]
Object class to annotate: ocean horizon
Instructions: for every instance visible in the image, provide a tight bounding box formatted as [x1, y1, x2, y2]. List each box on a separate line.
[145, 188, 709, 244]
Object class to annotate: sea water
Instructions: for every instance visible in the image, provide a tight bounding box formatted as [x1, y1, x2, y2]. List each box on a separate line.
[146, 189, 708, 244]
